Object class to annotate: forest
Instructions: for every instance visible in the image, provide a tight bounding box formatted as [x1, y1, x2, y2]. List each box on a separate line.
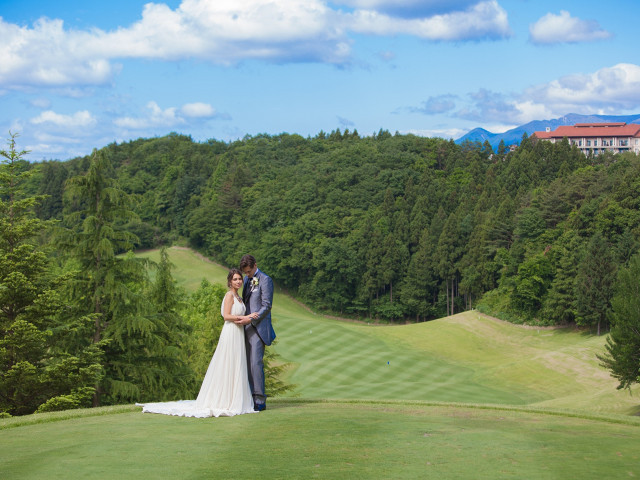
[2, 128, 640, 415]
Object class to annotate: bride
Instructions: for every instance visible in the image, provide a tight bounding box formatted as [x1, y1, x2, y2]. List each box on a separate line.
[138, 268, 258, 417]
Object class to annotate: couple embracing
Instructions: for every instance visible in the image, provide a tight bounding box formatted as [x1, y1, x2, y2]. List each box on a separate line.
[139, 254, 276, 417]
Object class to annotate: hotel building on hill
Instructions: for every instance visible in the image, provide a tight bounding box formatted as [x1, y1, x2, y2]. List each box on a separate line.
[532, 122, 640, 155]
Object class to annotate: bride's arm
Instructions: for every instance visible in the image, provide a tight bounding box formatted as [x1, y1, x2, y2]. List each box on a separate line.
[222, 292, 251, 323]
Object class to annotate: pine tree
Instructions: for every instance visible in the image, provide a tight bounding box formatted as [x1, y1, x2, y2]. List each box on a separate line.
[0, 134, 101, 415]
[598, 254, 640, 390]
[60, 149, 188, 405]
[575, 233, 617, 335]
[541, 232, 581, 325]
[147, 247, 194, 399]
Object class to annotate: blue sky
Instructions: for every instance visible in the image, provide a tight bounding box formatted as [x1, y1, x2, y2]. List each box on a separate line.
[1, 0, 638, 161]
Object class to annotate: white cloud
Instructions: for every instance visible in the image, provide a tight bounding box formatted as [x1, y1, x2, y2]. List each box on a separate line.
[403, 127, 466, 139]
[348, 1, 510, 40]
[30, 110, 97, 129]
[0, 17, 121, 88]
[0, 0, 512, 90]
[529, 11, 612, 45]
[435, 63, 640, 128]
[526, 63, 640, 113]
[181, 102, 216, 118]
[114, 101, 185, 130]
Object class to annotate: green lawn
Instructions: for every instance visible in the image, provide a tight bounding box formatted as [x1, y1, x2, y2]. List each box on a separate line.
[2, 402, 639, 479]
[3, 246, 637, 480]
[137, 247, 640, 415]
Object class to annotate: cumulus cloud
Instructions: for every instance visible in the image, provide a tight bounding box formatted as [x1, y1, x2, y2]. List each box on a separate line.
[30, 110, 97, 129]
[114, 100, 227, 131]
[0, 17, 121, 88]
[114, 101, 185, 130]
[525, 63, 640, 112]
[428, 63, 640, 127]
[348, 1, 511, 40]
[529, 11, 612, 45]
[0, 0, 512, 90]
[180, 102, 216, 118]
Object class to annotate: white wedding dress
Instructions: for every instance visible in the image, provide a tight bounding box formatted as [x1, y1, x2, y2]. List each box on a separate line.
[138, 295, 256, 417]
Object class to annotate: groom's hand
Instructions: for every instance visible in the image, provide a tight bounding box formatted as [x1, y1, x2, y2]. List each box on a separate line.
[235, 316, 253, 326]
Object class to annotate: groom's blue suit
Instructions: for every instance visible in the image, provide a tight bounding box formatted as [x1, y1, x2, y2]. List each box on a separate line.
[242, 268, 276, 408]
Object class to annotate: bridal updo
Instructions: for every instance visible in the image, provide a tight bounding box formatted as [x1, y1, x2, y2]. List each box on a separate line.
[227, 268, 243, 287]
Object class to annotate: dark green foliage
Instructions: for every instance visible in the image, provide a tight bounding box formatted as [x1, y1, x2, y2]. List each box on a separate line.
[6, 127, 640, 410]
[599, 254, 640, 390]
[575, 233, 617, 335]
[23, 131, 640, 328]
[0, 134, 102, 416]
[59, 150, 191, 405]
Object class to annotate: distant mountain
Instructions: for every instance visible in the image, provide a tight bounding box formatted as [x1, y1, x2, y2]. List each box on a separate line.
[456, 113, 640, 150]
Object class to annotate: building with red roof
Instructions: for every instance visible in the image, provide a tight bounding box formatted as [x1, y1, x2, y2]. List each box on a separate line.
[533, 122, 640, 155]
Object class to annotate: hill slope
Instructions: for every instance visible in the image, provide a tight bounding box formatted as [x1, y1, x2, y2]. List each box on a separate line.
[143, 247, 639, 415]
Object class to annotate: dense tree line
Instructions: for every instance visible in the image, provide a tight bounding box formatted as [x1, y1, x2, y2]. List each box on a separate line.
[1, 135, 290, 415]
[29, 131, 640, 329]
[4, 127, 640, 413]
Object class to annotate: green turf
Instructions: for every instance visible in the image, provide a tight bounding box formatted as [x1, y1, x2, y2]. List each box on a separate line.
[1, 401, 639, 480]
[137, 247, 229, 290]
[2, 246, 640, 479]
[135, 247, 640, 415]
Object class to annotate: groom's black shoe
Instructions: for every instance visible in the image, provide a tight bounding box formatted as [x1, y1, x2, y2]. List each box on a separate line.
[254, 403, 266, 412]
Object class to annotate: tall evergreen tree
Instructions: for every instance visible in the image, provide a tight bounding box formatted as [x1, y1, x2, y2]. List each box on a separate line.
[0, 134, 101, 415]
[147, 247, 194, 398]
[598, 253, 640, 390]
[575, 232, 617, 335]
[541, 232, 582, 325]
[60, 149, 187, 405]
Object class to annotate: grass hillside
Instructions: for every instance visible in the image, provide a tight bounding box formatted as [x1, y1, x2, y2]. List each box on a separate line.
[140, 247, 639, 416]
[2, 247, 639, 479]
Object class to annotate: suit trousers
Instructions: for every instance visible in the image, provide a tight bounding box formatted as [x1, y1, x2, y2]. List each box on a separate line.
[245, 324, 266, 404]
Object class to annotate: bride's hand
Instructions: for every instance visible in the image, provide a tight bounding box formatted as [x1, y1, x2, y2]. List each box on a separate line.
[234, 315, 253, 326]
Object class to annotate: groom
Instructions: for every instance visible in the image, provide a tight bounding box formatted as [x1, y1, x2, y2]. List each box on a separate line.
[237, 254, 276, 412]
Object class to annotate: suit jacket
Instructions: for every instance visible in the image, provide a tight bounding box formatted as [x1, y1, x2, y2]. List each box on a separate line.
[242, 268, 276, 346]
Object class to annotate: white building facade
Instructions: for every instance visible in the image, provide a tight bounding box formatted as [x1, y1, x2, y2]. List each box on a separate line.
[533, 122, 640, 155]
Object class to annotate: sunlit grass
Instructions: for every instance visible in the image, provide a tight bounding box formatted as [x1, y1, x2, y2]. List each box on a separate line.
[1, 401, 638, 479]
[2, 247, 639, 479]
[138, 247, 640, 415]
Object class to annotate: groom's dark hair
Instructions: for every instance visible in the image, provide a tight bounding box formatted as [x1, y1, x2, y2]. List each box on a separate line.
[240, 254, 256, 270]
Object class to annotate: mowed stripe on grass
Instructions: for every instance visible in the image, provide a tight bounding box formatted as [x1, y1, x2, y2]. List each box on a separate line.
[276, 313, 530, 404]
[137, 247, 640, 415]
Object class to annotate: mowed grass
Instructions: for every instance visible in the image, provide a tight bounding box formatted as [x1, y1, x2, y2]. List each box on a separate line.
[2, 402, 639, 480]
[3, 246, 638, 480]
[137, 247, 640, 415]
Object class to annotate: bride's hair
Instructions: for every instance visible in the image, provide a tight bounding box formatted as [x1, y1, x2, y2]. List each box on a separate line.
[227, 268, 243, 287]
